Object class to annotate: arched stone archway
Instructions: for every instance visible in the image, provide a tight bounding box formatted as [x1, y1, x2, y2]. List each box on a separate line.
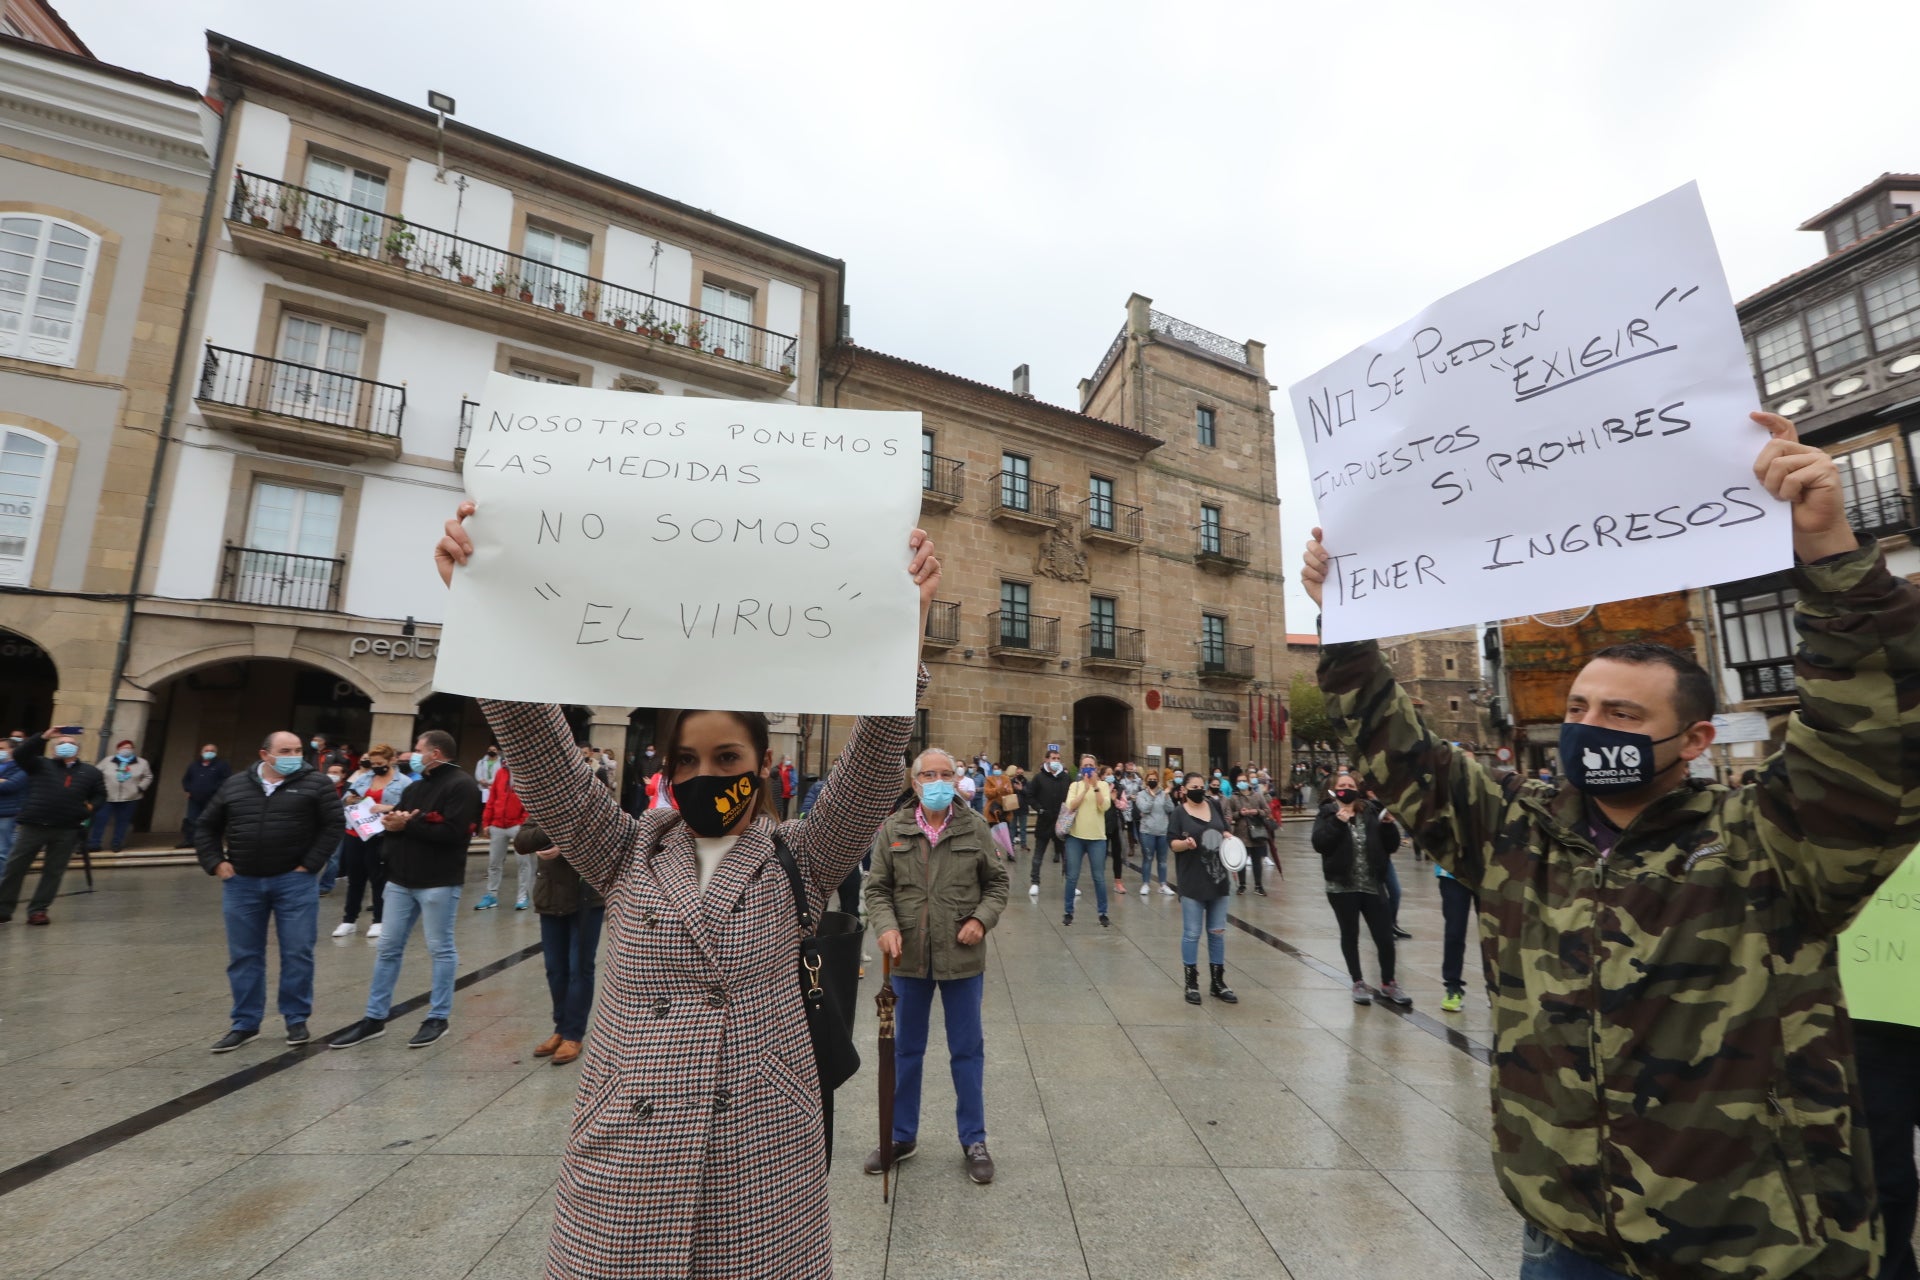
[0, 626, 60, 733]
[1073, 696, 1132, 768]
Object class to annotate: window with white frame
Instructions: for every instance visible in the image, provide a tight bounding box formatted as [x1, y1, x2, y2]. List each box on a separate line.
[508, 365, 579, 385]
[1805, 294, 1869, 374]
[523, 225, 591, 312]
[1864, 264, 1920, 352]
[274, 315, 365, 425]
[235, 482, 343, 609]
[0, 426, 55, 586]
[304, 156, 388, 255]
[0, 215, 99, 368]
[1754, 316, 1812, 395]
[699, 281, 755, 362]
[1834, 440, 1904, 534]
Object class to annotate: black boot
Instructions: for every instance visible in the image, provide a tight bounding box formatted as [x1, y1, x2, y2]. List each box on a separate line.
[1184, 964, 1202, 1005]
[1210, 964, 1238, 1004]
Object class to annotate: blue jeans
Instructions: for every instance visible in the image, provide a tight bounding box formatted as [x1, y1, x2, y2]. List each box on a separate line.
[367, 883, 460, 1021]
[1519, 1224, 1629, 1278]
[88, 798, 136, 851]
[891, 973, 986, 1147]
[1180, 894, 1229, 966]
[317, 835, 344, 893]
[540, 906, 604, 1041]
[0, 814, 15, 878]
[221, 869, 320, 1031]
[1063, 836, 1109, 916]
[1138, 832, 1170, 886]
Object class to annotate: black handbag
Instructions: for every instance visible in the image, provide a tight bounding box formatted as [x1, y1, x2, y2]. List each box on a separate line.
[772, 840, 863, 1091]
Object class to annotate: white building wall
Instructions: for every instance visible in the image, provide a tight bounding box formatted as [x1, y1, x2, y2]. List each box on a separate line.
[399, 158, 515, 249]
[230, 103, 290, 186]
[343, 475, 453, 622]
[150, 441, 233, 600]
[767, 279, 803, 363]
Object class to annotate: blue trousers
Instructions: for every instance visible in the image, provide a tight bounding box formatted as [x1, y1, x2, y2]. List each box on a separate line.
[0, 814, 15, 878]
[1063, 836, 1108, 916]
[367, 883, 460, 1021]
[1138, 832, 1170, 886]
[88, 799, 136, 851]
[892, 973, 986, 1148]
[221, 869, 319, 1031]
[317, 835, 344, 893]
[539, 906, 604, 1041]
[1520, 1224, 1630, 1278]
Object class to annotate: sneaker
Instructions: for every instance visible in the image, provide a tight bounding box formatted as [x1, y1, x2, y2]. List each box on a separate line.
[409, 1017, 449, 1048]
[211, 1028, 258, 1053]
[1351, 982, 1373, 1005]
[1379, 981, 1413, 1007]
[27, 910, 48, 926]
[285, 1021, 311, 1046]
[1255, 886, 1268, 896]
[366, 922, 383, 939]
[1114, 880, 1125, 895]
[964, 1141, 995, 1185]
[863, 1139, 918, 1175]
[1063, 913, 1073, 926]
[514, 895, 529, 911]
[1159, 883, 1176, 896]
[1140, 882, 1150, 896]
[331, 921, 357, 938]
[1098, 914, 1110, 928]
[329, 1017, 386, 1049]
[1441, 990, 1464, 1014]
[473, 894, 499, 911]
[1075, 888, 1082, 897]
[1392, 926, 1412, 940]
[1028, 884, 1039, 898]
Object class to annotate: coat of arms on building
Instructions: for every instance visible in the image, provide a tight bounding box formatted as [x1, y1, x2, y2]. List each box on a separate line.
[1034, 525, 1089, 582]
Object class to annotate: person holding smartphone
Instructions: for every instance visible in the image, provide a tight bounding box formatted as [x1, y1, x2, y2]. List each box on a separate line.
[1061, 755, 1112, 926]
[0, 726, 104, 925]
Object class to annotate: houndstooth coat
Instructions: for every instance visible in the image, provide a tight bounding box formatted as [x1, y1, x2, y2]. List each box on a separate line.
[480, 687, 917, 1280]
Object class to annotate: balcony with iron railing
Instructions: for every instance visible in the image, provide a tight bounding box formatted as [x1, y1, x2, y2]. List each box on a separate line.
[921, 454, 965, 511]
[218, 544, 345, 612]
[1847, 488, 1919, 540]
[991, 472, 1062, 532]
[922, 599, 960, 650]
[1081, 623, 1144, 670]
[1733, 660, 1796, 701]
[195, 343, 405, 459]
[1194, 524, 1251, 571]
[1197, 641, 1255, 682]
[458, 396, 478, 458]
[226, 171, 800, 395]
[987, 611, 1060, 659]
[1082, 498, 1142, 547]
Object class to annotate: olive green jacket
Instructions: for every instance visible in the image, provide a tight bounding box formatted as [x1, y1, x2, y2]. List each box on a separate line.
[1318, 539, 1918, 1280]
[864, 803, 1009, 980]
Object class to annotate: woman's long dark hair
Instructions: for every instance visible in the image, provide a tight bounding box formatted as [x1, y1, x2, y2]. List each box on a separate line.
[659, 709, 783, 823]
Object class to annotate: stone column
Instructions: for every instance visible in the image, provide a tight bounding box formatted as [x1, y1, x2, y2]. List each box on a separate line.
[586, 706, 635, 798]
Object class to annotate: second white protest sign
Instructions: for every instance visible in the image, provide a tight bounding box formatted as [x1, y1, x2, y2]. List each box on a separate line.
[435, 377, 923, 716]
[1290, 183, 1791, 643]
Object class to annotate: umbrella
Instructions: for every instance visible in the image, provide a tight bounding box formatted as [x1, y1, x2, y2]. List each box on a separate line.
[876, 951, 897, 1202]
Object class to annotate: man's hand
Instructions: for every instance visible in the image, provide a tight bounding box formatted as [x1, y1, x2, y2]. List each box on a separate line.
[215, 861, 235, 881]
[382, 809, 417, 832]
[957, 918, 985, 946]
[1751, 412, 1855, 561]
[536, 845, 561, 861]
[879, 929, 903, 960]
[435, 501, 476, 588]
[1301, 525, 1329, 609]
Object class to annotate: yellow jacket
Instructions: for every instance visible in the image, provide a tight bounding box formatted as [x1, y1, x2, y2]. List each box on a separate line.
[1065, 778, 1111, 840]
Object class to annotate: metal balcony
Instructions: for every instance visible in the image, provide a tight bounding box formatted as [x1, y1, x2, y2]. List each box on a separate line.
[991, 472, 1062, 532]
[226, 171, 800, 394]
[457, 396, 477, 458]
[923, 599, 960, 650]
[921, 454, 965, 511]
[218, 544, 345, 612]
[1847, 489, 1919, 540]
[1194, 524, 1251, 571]
[1081, 624, 1144, 670]
[1197, 641, 1255, 682]
[1083, 499, 1143, 547]
[987, 611, 1060, 659]
[195, 343, 404, 459]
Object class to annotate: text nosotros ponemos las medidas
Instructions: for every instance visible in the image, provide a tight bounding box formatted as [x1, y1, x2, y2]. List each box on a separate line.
[470, 414, 904, 483]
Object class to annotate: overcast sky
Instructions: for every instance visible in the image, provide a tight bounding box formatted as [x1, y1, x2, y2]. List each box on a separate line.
[64, 0, 1920, 625]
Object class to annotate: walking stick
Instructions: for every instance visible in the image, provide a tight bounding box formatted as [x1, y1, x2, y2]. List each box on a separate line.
[876, 950, 897, 1202]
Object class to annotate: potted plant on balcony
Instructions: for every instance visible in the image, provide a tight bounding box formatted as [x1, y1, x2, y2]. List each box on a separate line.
[580, 282, 601, 323]
[450, 252, 475, 287]
[277, 187, 307, 238]
[660, 320, 680, 345]
[490, 268, 511, 295]
[243, 185, 272, 229]
[518, 276, 536, 304]
[638, 307, 660, 338]
[683, 318, 706, 351]
[383, 220, 416, 268]
[548, 279, 571, 314]
[609, 305, 633, 331]
[779, 363, 794, 379]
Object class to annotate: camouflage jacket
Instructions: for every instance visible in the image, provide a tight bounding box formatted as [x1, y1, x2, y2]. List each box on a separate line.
[1318, 540, 1919, 1280]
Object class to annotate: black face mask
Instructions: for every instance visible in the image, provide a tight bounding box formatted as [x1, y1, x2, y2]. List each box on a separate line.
[673, 771, 761, 838]
[1333, 789, 1358, 803]
[371, 764, 390, 774]
[1185, 787, 1206, 802]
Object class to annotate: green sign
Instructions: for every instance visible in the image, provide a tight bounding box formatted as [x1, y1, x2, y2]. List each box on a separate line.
[1839, 845, 1920, 1029]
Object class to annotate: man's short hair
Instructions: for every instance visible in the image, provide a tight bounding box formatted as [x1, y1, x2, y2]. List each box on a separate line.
[1587, 642, 1717, 726]
[913, 747, 958, 775]
[260, 730, 299, 752]
[419, 729, 457, 759]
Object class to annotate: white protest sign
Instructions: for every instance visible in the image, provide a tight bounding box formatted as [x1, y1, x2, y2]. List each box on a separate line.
[1290, 183, 1790, 643]
[435, 377, 922, 716]
[1710, 711, 1773, 745]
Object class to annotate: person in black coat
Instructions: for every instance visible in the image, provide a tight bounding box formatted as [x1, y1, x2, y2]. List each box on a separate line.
[194, 730, 345, 1051]
[1310, 771, 1410, 1007]
[181, 743, 233, 848]
[1024, 751, 1070, 893]
[0, 726, 106, 925]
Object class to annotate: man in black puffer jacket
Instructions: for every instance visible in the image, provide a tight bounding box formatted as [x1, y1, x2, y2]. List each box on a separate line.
[195, 730, 344, 1053]
[0, 726, 106, 926]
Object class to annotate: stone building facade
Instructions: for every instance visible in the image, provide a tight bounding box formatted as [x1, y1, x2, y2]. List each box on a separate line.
[1376, 626, 1492, 757]
[812, 294, 1287, 779]
[0, 32, 212, 749]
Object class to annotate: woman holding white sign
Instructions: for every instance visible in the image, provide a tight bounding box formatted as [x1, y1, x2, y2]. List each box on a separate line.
[435, 500, 938, 1280]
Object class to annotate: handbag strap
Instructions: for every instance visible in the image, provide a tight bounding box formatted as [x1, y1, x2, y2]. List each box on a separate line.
[771, 837, 828, 1007]
[771, 835, 815, 933]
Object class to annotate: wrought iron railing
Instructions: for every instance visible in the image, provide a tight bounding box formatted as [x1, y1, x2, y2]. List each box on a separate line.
[197, 343, 405, 438]
[1195, 524, 1250, 562]
[922, 454, 965, 504]
[1847, 489, 1917, 539]
[989, 611, 1060, 655]
[458, 397, 477, 454]
[1148, 310, 1249, 366]
[1199, 641, 1254, 678]
[924, 600, 960, 646]
[1089, 327, 1128, 392]
[1082, 624, 1144, 664]
[228, 171, 800, 376]
[1085, 499, 1142, 540]
[219, 544, 344, 611]
[994, 471, 1061, 520]
[1734, 661, 1796, 700]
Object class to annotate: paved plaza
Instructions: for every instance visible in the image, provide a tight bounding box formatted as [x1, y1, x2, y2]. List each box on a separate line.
[0, 826, 1660, 1277]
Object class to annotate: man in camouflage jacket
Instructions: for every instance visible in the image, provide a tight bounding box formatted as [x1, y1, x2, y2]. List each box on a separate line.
[1302, 413, 1920, 1280]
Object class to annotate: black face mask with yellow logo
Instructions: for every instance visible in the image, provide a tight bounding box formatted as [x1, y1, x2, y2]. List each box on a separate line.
[674, 771, 761, 838]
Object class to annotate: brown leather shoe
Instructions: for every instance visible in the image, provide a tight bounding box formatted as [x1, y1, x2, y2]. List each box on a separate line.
[862, 1139, 917, 1175]
[550, 1039, 582, 1066]
[534, 1033, 564, 1058]
[964, 1142, 995, 1185]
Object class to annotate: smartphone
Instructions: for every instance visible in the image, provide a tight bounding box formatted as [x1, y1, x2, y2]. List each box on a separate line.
[56, 725, 83, 736]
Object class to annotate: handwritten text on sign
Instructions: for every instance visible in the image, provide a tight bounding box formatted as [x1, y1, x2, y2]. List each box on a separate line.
[1289, 183, 1789, 643]
[1839, 846, 1920, 1029]
[434, 377, 923, 716]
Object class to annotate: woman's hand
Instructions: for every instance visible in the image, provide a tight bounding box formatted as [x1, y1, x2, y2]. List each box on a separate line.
[908, 528, 941, 635]
[434, 500, 477, 588]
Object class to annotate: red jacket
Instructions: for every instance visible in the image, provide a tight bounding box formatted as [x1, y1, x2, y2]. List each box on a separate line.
[483, 765, 528, 829]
